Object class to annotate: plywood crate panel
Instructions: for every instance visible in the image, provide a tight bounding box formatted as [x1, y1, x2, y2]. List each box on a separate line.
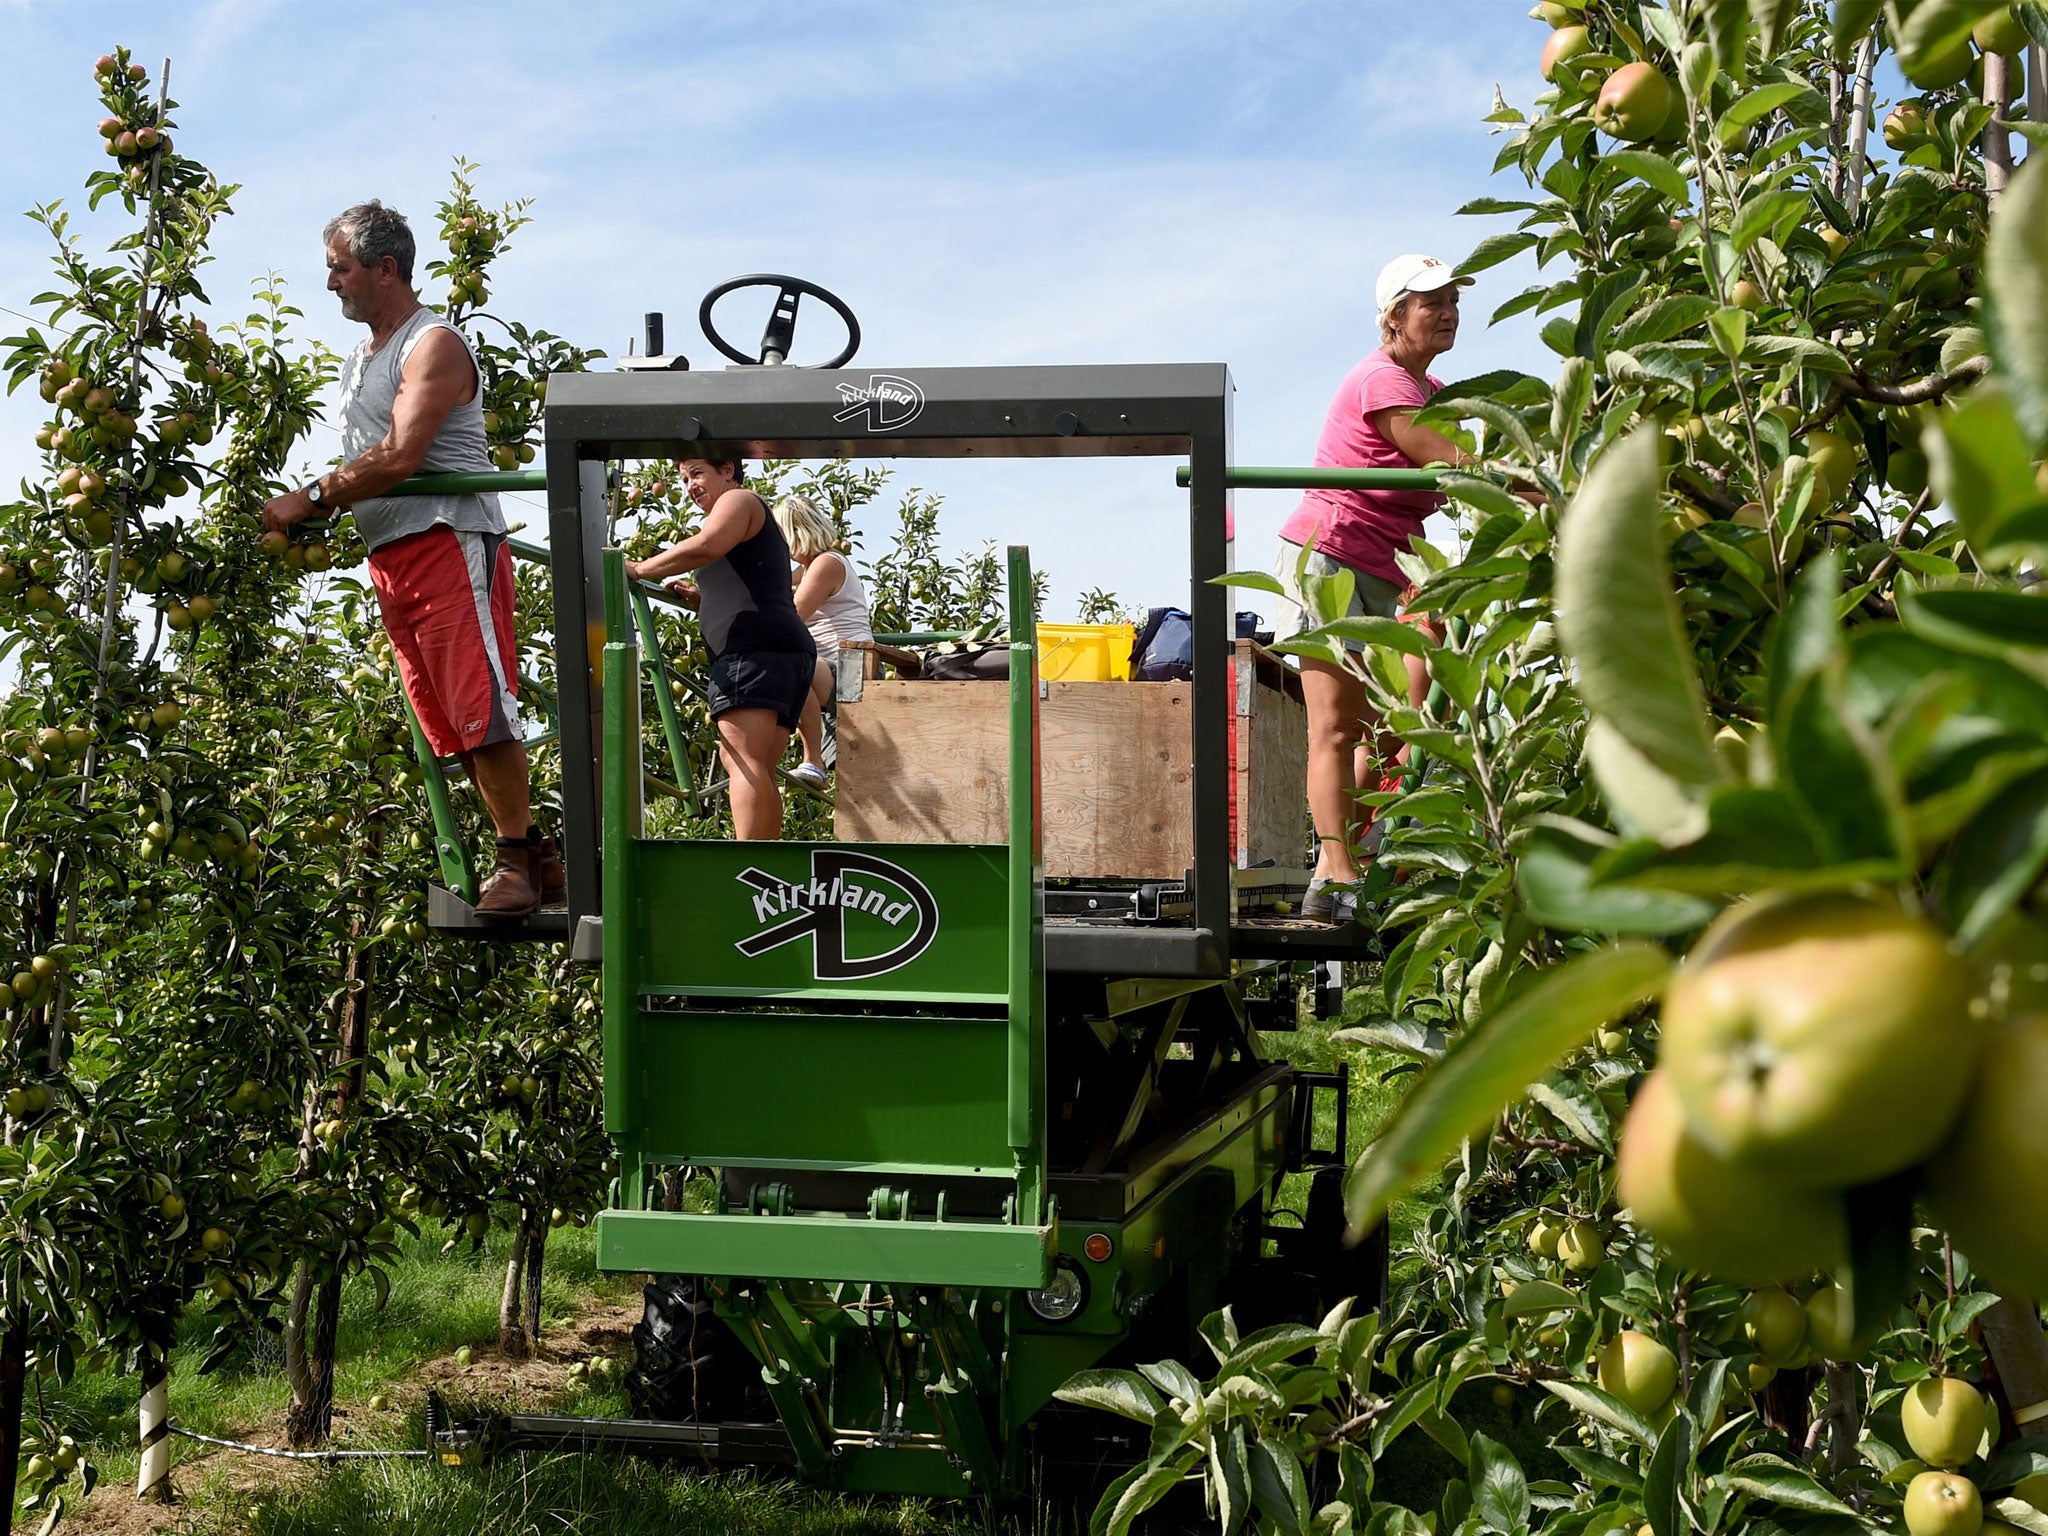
[835, 641, 1305, 882]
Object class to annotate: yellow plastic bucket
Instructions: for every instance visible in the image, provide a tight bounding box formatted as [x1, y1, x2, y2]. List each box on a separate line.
[1037, 622, 1136, 681]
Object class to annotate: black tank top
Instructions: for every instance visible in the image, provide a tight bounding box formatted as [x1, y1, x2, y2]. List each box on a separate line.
[696, 493, 816, 659]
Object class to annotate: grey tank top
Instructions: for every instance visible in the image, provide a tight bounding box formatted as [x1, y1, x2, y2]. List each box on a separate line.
[337, 307, 505, 552]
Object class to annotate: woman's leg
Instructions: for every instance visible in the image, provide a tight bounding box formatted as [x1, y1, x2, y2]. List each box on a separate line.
[796, 657, 833, 769]
[717, 707, 791, 840]
[1300, 656, 1371, 884]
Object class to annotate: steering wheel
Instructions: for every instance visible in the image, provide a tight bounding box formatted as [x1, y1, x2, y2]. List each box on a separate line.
[698, 275, 860, 369]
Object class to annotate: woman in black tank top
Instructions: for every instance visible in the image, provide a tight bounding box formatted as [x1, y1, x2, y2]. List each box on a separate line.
[624, 457, 817, 840]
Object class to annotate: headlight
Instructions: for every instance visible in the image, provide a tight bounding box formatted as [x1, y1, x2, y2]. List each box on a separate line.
[1023, 1258, 1089, 1323]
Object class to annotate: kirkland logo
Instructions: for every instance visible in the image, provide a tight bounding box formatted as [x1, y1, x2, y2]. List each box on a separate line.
[831, 373, 925, 432]
[734, 849, 939, 980]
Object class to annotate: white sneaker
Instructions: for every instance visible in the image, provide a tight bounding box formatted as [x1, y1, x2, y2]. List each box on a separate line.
[789, 762, 830, 790]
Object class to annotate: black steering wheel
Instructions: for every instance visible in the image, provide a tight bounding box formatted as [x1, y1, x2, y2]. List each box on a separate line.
[698, 274, 860, 369]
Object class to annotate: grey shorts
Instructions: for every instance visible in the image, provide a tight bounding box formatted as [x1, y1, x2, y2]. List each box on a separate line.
[1271, 541, 1404, 651]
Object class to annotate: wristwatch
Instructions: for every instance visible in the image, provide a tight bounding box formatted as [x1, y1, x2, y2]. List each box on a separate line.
[304, 478, 327, 509]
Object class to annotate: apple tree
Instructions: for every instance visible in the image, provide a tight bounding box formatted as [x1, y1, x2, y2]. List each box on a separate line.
[1067, 4, 2048, 1532]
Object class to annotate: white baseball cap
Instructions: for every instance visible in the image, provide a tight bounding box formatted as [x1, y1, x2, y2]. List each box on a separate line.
[1375, 254, 1472, 317]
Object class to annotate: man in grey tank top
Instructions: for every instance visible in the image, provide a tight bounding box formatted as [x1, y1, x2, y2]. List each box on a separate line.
[262, 201, 561, 918]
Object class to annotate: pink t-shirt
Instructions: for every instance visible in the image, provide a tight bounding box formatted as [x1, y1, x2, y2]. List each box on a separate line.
[1278, 350, 1445, 583]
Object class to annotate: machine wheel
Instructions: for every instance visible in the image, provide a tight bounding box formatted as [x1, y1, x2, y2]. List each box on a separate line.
[1303, 1167, 1389, 1316]
[626, 1274, 755, 1421]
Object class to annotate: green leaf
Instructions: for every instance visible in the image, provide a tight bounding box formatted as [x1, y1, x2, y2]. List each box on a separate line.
[1705, 0, 1753, 79]
[1644, 1414, 1692, 1536]
[1501, 1278, 1581, 1318]
[1373, 1376, 1444, 1459]
[1722, 1454, 1860, 1515]
[1717, 83, 1818, 143]
[1540, 1379, 1661, 1446]
[1315, 615, 1435, 658]
[1927, 386, 2048, 559]
[1517, 818, 1719, 934]
[1529, 1073, 1614, 1150]
[1556, 426, 1720, 788]
[1458, 232, 1541, 278]
[1471, 1433, 1531, 1536]
[1752, 0, 1799, 53]
[1556, 1445, 1645, 1492]
[1056, 1369, 1166, 1425]
[1346, 942, 1670, 1231]
[1220, 1322, 1326, 1377]
[1777, 660, 1913, 870]
[1213, 1424, 1250, 1535]
[1250, 1438, 1310, 1535]
[1102, 1457, 1189, 1536]
[1612, 296, 1718, 351]
[1899, 1, 2010, 83]
[1732, 189, 1810, 254]
[1769, 551, 1844, 730]
[1601, 149, 1691, 204]
[1943, 766, 2048, 946]
[1830, 0, 1885, 59]
[1586, 716, 1712, 845]
[1138, 1358, 1206, 1407]
[1900, 588, 2048, 689]
[1709, 305, 1751, 359]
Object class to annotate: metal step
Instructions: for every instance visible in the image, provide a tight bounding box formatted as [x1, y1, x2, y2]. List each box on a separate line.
[426, 884, 570, 942]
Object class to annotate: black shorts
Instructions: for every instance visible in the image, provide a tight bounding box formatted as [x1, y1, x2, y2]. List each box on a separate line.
[707, 648, 814, 730]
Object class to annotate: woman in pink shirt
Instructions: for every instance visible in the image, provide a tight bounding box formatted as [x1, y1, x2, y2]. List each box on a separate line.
[1275, 254, 1471, 924]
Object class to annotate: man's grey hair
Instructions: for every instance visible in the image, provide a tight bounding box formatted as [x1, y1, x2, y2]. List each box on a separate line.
[323, 200, 415, 284]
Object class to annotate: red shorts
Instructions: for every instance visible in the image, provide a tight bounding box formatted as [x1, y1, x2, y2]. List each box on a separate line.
[367, 526, 523, 759]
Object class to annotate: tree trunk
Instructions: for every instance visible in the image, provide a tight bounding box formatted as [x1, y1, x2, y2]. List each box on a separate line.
[498, 1223, 531, 1358]
[1982, 1296, 2048, 1442]
[522, 1214, 546, 1347]
[285, 1273, 342, 1448]
[0, 1324, 27, 1521]
[284, 827, 379, 1445]
[136, 1352, 171, 1502]
[1985, 52, 2014, 204]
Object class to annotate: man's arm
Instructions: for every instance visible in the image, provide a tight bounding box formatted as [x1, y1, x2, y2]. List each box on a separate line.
[624, 489, 763, 583]
[261, 328, 477, 532]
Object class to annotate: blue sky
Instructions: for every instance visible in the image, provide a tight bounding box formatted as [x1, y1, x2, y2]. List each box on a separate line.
[0, 0, 1555, 623]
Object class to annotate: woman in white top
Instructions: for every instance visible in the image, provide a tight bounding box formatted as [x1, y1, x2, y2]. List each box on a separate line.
[774, 495, 873, 788]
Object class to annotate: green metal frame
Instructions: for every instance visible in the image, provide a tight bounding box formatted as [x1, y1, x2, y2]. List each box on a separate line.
[594, 543, 1047, 1269]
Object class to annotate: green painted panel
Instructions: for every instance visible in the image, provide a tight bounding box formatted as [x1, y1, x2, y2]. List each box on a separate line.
[632, 840, 1010, 1002]
[634, 1009, 1011, 1170]
[597, 1209, 1053, 1288]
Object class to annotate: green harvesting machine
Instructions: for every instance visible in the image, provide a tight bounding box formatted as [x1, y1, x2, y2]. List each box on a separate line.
[422, 282, 1384, 1496]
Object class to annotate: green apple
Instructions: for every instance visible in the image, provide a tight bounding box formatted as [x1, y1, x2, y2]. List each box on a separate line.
[1904, 1471, 1983, 1536]
[1541, 25, 1593, 84]
[1528, 1217, 1563, 1259]
[1902, 1376, 1988, 1469]
[1592, 64, 1677, 142]
[1802, 430, 1860, 504]
[1741, 1287, 1809, 1364]
[1558, 1220, 1606, 1272]
[1660, 893, 1977, 1188]
[1975, 8, 2030, 55]
[1597, 1330, 1678, 1416]
[1731, 279, 1765, 312]
[1617, 1072, 1848, 1283]
[1903, 34, 1979, 90]
[1925, 1014, 2048, 1297]
[1803, 1281, 1869, 1362]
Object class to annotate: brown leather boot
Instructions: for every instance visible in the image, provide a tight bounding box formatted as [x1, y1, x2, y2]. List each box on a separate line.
[536, 835, 566, 905]
[474, 836, 541, 918]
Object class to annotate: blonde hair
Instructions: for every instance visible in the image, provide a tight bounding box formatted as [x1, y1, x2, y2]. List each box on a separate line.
[1378, 294, 1411, 346]
[773, 494, 841, 561]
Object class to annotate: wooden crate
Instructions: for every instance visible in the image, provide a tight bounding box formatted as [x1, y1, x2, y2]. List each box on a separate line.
[834, 640, 1305, 882]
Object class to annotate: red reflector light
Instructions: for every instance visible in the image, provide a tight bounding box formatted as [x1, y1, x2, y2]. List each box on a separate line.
[1083, 1232, 1112, 1263]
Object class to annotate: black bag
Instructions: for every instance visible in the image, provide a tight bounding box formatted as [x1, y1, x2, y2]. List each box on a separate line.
[1130, 607, 1193, 681]
[925, 642, 1010, 681]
